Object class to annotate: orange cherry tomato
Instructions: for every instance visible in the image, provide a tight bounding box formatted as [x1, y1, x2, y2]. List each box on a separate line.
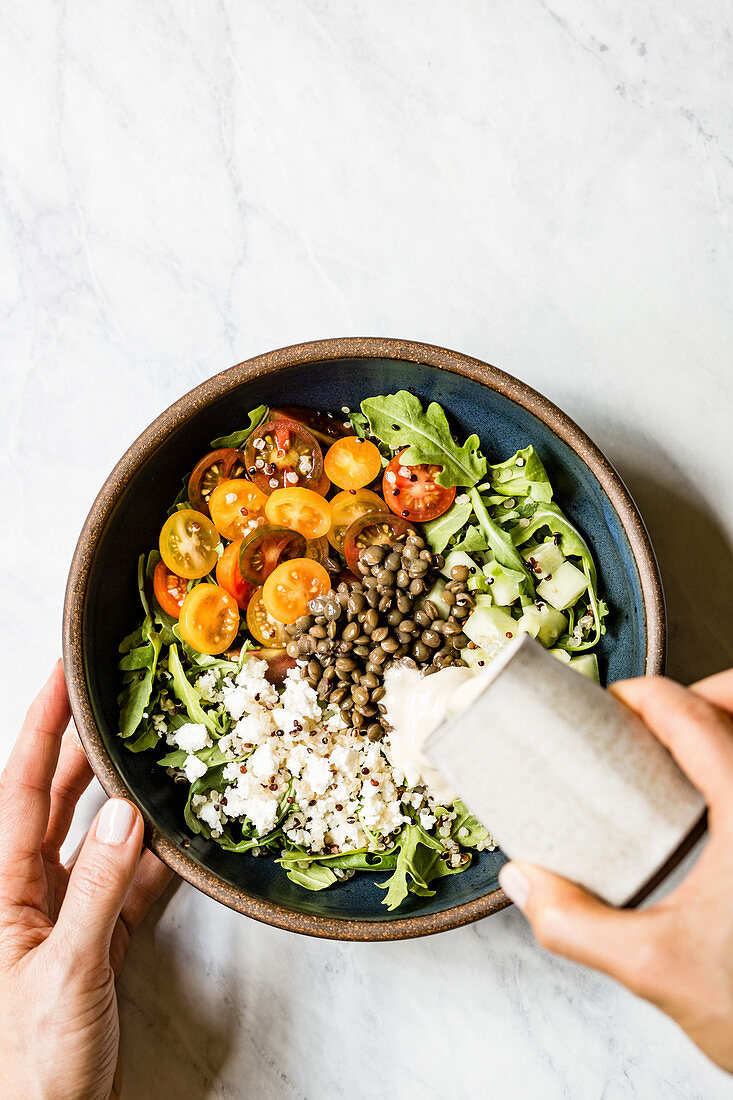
[264, 487, 331, 539]
[216, 540, 255, 610]
[159, 509, 220, 580]
[262, 559, 331, 624]
[179, 583, 240, 655]
[208, 478, 268, 540]
[246, 587, 290, 645]
[327, 489, 386, 554]
[153, 560, 188, 619]
[324, 437, 382, 491]
[382, 449, 456, 522]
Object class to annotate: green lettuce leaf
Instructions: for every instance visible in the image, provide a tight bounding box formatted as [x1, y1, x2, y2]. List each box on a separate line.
[488, 445, 553, 503]
[361, 392, 487, 488]
[422, 495, 473, 553]
[210, 405, 268, 449]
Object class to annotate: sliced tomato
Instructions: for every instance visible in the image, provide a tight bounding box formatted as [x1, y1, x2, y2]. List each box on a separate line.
[270, 406, 354, 448]
[327, 488, 386, 554]
[249, 648, 298, 686]
[246, 587, 290, 646]
[304, 535, 329, 564]
[179, 583, 240, 655]
[244, 418, 323, 493]
[264, 487, 331, 539]
[343, 512, 414, 575]
[159, 508, 220, 580]
[216, 539, 255, 610]
[382, 449, 456, 521]
[262, 559, 331, 624]
[238, 525, 306, 585]
[324, 436, 382, 491]
[208, 478, 268, 541]
[188, 449, 247, 516]
[313, 467, 331, 496]
[153, 560, 188, 618]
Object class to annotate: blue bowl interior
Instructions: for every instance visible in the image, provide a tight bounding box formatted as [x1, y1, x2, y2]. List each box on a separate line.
[83, 358, 648, 922]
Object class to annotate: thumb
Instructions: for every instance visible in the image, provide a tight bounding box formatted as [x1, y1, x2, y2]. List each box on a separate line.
[56, 798, 144, 964]
[499, 860, 657, 986]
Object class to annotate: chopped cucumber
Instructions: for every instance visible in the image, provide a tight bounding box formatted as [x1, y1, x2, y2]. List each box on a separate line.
[464, 605, 518, 653]
[523, 540, 566, 576]
[422, 578, 451, 620]
[536, 560, 588, 610]
[548, 648, 572, 663]
[441, 550, 482, 582]
[461, 646, 494, 672]
[484, 560, 523, 606]
[474, 593, 494, 608]
[517, 605, 567, 647]
[568, 653, 600, 683]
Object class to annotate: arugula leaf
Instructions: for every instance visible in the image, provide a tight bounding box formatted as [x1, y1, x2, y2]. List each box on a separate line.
[489, 445, 553, 503]
[377, 824, 445, 911]
[468, 488, 533, 583]
[361, 392, 487, 488]
[451, 524, 490, 555]
[210, 405, 268, 449]
[449, 801, 489, 848]
[183, 764, 228, 837]
[284, 863, 338, 891]
[423, 495, 473, 553]
[168, 644, 220, 735]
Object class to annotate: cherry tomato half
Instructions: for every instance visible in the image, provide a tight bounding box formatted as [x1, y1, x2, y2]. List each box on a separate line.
[188, 448, 247, 516]
[244, 418, 323, 493]
[179, 583, 240, 655]
[208, 478, 268, 541]
[238, 525, 306, 585]
[327, 488, 386, 554]
[216, 539, 255, 610]
[153, 560, 188, 619]
[304, 536, 329, 564]
[246, 587, 290, 646]
[313, 467, 331, 497]
[270, 406, 355, 448]
[382, 449, 456, 522]
[262, 559, 331, 624]
[324, 436, 382, 491]
[159, 508, 220, 580]
[343, 512, 414, 575]
[264, 487, 331, 540]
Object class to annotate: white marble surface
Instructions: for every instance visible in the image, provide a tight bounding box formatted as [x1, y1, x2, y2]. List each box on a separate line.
[2, 2, 733, 1097]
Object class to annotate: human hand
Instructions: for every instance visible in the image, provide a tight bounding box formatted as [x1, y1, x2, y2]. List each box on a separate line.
[499, 669, 733, 1072]
[0, 661, 173, 1100]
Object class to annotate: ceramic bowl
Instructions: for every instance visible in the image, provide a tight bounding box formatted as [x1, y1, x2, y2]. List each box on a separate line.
[63, 337, 666, 940]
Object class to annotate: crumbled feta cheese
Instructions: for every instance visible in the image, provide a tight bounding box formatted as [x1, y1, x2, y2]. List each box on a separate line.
[175, 723, 211, 753]
[183, 754, 208, 782]
[195, 670, 222, 703]
[249, 742, 280, 781]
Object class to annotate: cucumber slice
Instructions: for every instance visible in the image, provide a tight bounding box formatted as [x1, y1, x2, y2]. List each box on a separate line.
[484, 560, 523, 606]
[568, 653, 600, 682]
[474, 593, 494, 608]
[524, 540, 566, 577]
[461, 646, 494, 672]
[441, 550, 481, 582]
[422, 578, 451, 621]
[548, 648, 572, 663]
[536, 560, 588, 610]
[464, 606, 518, 653]
[517, 605, 567, 647]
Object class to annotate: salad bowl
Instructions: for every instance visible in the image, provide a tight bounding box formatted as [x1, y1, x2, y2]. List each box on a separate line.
[63, 337, 666, 940]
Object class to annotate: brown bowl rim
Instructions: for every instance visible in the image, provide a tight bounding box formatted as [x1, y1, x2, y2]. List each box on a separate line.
[62, 336, 667, 940]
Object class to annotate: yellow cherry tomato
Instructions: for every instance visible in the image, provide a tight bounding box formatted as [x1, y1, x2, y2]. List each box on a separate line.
[327, 488, 386, 553]
[178, 583, 239, 655]
[246, 586, 290, 645]
[262, 559, 331, 624]
[264, 487, 331, 539]
[324, 436, 382, 491]
[208, 478, 268, 540]
[159, 508, 220, 580]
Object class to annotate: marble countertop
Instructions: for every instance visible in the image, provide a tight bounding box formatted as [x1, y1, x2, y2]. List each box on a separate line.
[2, 2, 733, 1096]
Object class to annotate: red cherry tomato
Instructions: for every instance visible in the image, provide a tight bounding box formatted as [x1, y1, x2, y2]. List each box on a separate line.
[382, 449, 456, 522]
[270, 406, 355, 448]
[244, 418, 323, 493]
[188, 449, 247, 516]
[343, 512, 414, 575]
[153, 561, 188, 619]
[238, 525, 307, 585]
[216, 540, 255, 610]
[248, 648, 298, 686]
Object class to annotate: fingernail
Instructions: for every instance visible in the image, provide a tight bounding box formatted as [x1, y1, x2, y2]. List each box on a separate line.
[499, 863, 530, 911]
[96, 799, 137, 845]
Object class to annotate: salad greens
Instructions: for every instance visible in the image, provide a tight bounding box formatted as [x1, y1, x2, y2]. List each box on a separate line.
[116, 392, 609, 911]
